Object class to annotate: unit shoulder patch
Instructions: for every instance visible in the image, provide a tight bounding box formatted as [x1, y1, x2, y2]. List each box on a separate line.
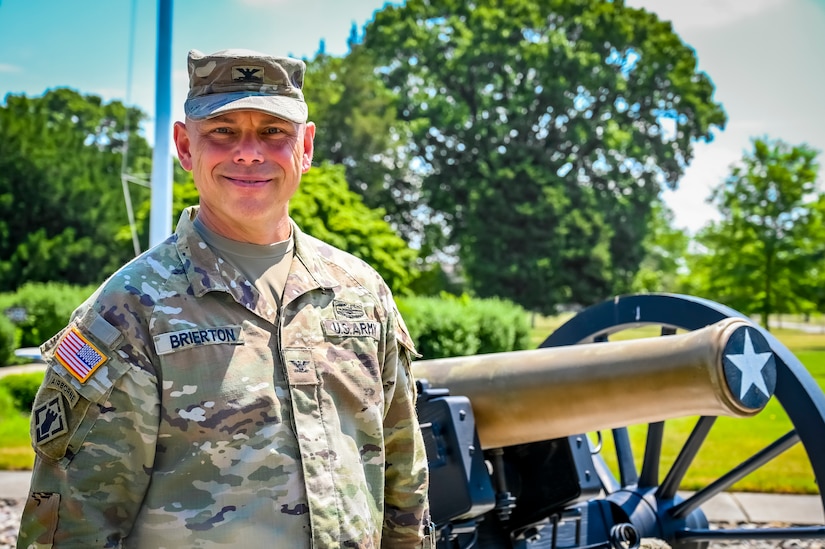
[33, 395, 68, 445]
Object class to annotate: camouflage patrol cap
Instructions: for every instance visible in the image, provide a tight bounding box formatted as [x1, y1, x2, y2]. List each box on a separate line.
[184, 48, 308, 123]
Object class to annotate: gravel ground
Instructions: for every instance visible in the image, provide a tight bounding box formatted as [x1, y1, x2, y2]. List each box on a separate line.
[2, 498, 822, 548]
[1, 499, 23, 549]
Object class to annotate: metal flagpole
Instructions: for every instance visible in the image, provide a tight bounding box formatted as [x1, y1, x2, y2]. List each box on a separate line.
[149, 0, 173, 247]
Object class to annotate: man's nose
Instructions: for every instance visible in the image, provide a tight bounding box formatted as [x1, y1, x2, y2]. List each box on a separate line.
[233, 132, 264, 163]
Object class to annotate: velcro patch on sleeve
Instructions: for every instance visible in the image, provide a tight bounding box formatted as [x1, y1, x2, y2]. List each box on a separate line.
[33, 395, 68, 445]
[321, 319, 381, 340]
[54, 327, 108, 383]
[30, 382, 95, 462]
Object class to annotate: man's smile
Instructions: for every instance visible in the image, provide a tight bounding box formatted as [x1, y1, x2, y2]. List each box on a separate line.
[223, 175, 272, 185]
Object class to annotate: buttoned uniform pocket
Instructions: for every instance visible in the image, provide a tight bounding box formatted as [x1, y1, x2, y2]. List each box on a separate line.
[317, 319, 384, 398]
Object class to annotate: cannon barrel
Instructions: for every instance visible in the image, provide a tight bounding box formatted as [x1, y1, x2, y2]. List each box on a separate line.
[412, 317, 776, 449]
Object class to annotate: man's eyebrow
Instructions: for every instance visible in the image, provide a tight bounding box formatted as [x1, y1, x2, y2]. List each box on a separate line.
[199, 114, 296, 128]
[201, 115, 238, 125]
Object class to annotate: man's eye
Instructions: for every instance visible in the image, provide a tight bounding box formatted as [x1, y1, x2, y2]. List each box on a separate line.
[264, 127, 284, 135]
[213, 127, 231, 134]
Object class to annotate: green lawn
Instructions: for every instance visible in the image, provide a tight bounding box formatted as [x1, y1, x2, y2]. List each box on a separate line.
[0, 387, 36, 470]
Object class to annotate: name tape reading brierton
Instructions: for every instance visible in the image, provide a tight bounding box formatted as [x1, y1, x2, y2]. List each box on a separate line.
[154, 325, 244, 355]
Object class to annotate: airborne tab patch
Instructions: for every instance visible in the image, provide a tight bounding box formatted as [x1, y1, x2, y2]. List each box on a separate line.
[54, 327, 108, 383]
[45, 371, 80, 407]
[154, 325, 244, 355]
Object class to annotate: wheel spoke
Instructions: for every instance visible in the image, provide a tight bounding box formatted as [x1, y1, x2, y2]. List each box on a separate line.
[592, 451, 621, 494]
[612, 428, 638, 487]
[670, 429, 800, 519]
[639, 421, 664, 488]
[656, 416, 715, 500]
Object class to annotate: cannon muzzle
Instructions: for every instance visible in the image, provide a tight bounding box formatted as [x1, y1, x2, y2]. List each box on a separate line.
[412, 317, 776, 449]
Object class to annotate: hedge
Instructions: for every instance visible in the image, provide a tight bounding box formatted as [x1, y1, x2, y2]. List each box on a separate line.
[0, 372, 45, 412]
[397, 294, 530, 360]
[0, 282, 97, 349]
[0, 315, 14, 366]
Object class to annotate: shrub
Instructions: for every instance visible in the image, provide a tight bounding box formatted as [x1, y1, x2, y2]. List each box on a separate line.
[0, 282, 96, 347]
[398, 294, 530, 360]
[0, 372, 46, 412]
[473, 298, 531, 354]
[399, 295, 481, 360]
[0, 383, 17, 417]
[0, 315, 14, 365]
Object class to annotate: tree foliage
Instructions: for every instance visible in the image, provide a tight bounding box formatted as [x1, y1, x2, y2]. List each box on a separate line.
[685, 138, 824, 329]
[0, 88, 152, 291]
[290, 163, 419, 295]
[361, 0, 726, 313]
[630, 202, 689, 293]
[305, 42, 419, 231]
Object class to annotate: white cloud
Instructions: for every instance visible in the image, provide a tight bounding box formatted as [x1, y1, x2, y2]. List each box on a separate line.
[662, 140, 742, 234]
[628, 0, 788, 30]
[0, 63, 20, 73]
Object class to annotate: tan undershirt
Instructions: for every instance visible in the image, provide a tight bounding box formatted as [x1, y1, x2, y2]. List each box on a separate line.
[193, 216, 294, 311]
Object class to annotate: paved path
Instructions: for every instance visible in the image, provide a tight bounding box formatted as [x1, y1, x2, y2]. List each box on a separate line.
[0, 363, 45, 378]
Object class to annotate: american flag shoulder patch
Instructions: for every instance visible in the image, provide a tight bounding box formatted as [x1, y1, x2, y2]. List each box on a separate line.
[54, 327, 108, 383]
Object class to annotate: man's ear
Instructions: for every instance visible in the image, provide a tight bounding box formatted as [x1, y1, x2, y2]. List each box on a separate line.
[302, 122, 316, 174]
[173, 121, 193, 171]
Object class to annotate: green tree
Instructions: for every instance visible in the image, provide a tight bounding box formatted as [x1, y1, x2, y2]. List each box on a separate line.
[0, 88, 152, 290]
[362, 0, 726, 313]
[306, 41, 418, 232]
[118, 162, 198, 250]
[631, 202, 689, 293]
[290, 164, 419, 295]
[686, 138, 823, 329]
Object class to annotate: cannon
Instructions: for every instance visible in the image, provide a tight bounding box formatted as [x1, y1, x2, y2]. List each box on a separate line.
[413, 293, 825, 548]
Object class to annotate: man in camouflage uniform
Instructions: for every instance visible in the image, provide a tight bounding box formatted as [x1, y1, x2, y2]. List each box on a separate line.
[18, 49, 432, 548]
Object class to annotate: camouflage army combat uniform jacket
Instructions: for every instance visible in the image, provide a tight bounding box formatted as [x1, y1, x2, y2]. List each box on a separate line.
[18, 206, 432, 548]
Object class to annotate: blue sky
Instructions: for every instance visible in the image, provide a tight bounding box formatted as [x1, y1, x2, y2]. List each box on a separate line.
[1, 0, 823, 234]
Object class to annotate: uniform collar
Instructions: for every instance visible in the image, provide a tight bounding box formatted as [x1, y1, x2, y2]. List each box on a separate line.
[174, 206, 338, 309]
[284, 221, 339, 306]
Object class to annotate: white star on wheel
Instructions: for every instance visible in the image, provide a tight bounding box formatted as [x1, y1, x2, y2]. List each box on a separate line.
[725, 330, 772, 400]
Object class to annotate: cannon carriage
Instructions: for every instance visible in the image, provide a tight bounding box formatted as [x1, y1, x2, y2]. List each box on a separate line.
[413, 293, 825, 548]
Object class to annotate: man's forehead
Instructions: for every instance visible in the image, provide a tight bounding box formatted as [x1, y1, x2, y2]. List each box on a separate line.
[197, 110, 297, 126]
